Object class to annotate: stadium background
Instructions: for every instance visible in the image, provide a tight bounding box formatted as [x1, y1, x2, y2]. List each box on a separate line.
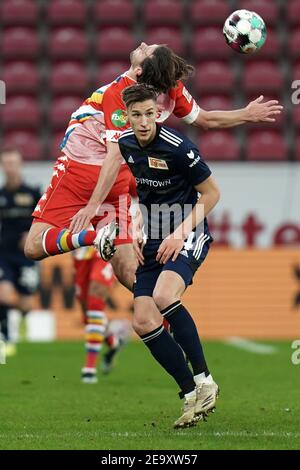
[0, 0, 300, 341]
[1, 0, 300, 452]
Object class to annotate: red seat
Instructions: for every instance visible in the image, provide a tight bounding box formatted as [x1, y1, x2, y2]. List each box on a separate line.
[95, 61, 128, 86]
[289, 29, 300, 60]
[242, 61, 284, 93]
[1, 27, 39, 58]
[2, 62, 39, 93]
[47, 0, 87, 25]
[3, 130, 43, 160]
[163, 114, 186, 132]
[194, 61, 235, 94]
[1, 96, 41, 128]
[49, 27, 88, 59]
[144, 0, 183, 25]
[246, 131, 288, 161]
[295, 135, 300, 160]
[50, 62, 90, 94]
[0, 0, 39, 25]
[287, 0, 300, 27]
[49, 96, 83, 128]
[96, 27, 136, 58]
[50, 131, 66, 159]
[191, 27, 231, 60]
[145, 27, 185, 56]
[292, 105, 300, 129]
[198, 131, 240, 161]
[240, 0, 278, 25]
[190, 0, 230, 25]
[95, 0, 135, 25]
[200, 95, 234, 111]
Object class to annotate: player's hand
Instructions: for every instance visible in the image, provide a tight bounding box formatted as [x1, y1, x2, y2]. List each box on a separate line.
[156, 236, 184, 265]
[133, 236, 145, 265]
[69, 203, 98, 233]
[246, 95, 283, 122]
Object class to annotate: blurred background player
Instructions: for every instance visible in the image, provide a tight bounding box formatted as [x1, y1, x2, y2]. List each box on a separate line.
[73, 246, 122, 383]
[75, 169, 137, 383]
[0, 149, 41, 354]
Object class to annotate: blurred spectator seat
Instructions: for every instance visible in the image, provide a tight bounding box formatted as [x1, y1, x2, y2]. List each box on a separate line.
[295, 135, 300, 160]
[95, 61, 128, 86]
[194, 61, 235, 95]
[49, 28, 88, 59]
[96, 27, 136, 59]
[198, 131, 240, 161]
[191, 27, 231, 60]
[95, 0, 135, 25]
[3, 130, 43, 160]
[2, 61, 39, 93]
[50, 131, 66, 159]
[49, 96, 83, 128]
[287, 0, 300, 27]
[288, 29, 300, 60]
[245, 131, 288, 161]
[144, 0, 183, 25]
[292, 104, 300, 130]
[1, 96, 41, 128]
[190, 0, 230, 25]
[145, 27, 185, 56]
[162, 114, 186, 132]
[240, 0, 278, 25]
[199, 95, 233, 111]
[0, 0, 39, 25]
[49, 62, 90, 94]
[242, 61, 284, 93]
[47, 0, 87, 25]
[1, 28, 39, 58]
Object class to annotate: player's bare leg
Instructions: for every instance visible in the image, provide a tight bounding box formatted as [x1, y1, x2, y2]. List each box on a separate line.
[109, 243, 138, 292]
[24, 222, 54, 260]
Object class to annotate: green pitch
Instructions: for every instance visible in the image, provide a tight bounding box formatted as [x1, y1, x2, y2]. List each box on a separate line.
[0, 340, 299, 450]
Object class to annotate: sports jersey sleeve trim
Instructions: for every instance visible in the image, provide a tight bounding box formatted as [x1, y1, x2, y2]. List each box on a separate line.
[181, 101, 201, 124]
[106, 130, 123, 142]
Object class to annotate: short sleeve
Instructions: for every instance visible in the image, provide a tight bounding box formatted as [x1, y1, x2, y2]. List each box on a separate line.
[172, 81, 200, 124]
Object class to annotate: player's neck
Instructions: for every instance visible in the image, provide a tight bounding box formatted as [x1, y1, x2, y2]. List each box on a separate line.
[126, 67, 138, 81]
[6, 176, 22, 190]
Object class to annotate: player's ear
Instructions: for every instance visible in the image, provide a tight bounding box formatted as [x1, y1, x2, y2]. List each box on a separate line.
[134, 66, 143, 77]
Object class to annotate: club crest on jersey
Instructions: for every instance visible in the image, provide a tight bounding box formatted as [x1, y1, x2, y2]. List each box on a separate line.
[148, 157, 169, 170]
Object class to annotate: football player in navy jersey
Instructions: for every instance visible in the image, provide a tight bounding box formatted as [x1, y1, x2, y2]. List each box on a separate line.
[0, 149, 41, 354]
[118, 84, 220, 428]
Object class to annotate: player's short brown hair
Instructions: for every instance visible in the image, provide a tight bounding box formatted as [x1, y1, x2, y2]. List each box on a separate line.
[122, 83, 158, 109]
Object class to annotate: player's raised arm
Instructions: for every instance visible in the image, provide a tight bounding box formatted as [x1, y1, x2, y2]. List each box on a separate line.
[69, 141, 123, 233]
[192, 96, 283, 130]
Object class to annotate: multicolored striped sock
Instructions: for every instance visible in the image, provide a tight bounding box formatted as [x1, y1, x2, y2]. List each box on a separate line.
[42, 227, 96, 256]
[84, 307, 108, 369]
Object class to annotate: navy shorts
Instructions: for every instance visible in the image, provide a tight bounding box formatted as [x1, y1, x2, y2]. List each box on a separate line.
[134, 233, 211, 298]
[0, 252, 39, 295]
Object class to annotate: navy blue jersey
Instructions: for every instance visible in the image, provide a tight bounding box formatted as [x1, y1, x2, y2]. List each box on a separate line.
[0, 183, 41, 253]
[119, 125, 212, 240]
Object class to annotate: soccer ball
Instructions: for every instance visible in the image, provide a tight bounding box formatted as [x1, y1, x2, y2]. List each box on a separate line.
[223, 9, 267, 54]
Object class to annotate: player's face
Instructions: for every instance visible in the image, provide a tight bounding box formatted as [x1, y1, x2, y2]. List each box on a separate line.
[130, 42, 159, 67]
[127, 99, 157, 146]
[0, 151, 22, 180]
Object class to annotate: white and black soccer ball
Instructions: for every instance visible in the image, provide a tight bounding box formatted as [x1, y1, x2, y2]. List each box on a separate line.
[223, 9, 267, 54]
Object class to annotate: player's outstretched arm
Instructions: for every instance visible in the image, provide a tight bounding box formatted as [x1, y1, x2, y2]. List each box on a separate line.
[69, 142, 123, 233]
[192, 96, 283, 130]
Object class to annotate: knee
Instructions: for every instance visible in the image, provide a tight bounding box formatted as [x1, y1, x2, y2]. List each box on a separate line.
[24, 233, 45, 261]
[24, 238, 38, 260]
[113, 258, 136, 290]
[132, 316, 159, 337]
[152, 289, 174, 312]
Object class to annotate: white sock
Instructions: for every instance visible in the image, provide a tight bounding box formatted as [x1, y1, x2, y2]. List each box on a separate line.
[184, 389, 196, 399]
[194, 373, 214, 385]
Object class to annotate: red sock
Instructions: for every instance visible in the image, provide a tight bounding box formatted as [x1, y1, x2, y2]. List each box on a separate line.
[42, 228, 96, 256]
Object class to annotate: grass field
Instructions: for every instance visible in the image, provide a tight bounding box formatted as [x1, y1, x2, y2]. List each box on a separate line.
[0, 340, 299, 450]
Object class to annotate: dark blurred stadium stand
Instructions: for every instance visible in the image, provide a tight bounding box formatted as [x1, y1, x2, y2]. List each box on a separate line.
[0, 0, 295, 161]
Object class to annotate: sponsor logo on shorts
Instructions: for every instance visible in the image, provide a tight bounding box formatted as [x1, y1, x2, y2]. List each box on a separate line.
[111, 109, 127, 128]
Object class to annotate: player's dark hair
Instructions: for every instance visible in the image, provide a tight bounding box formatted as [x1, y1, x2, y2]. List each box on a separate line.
[138, 46, 194, 93]
[122, 83, 158, 109]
